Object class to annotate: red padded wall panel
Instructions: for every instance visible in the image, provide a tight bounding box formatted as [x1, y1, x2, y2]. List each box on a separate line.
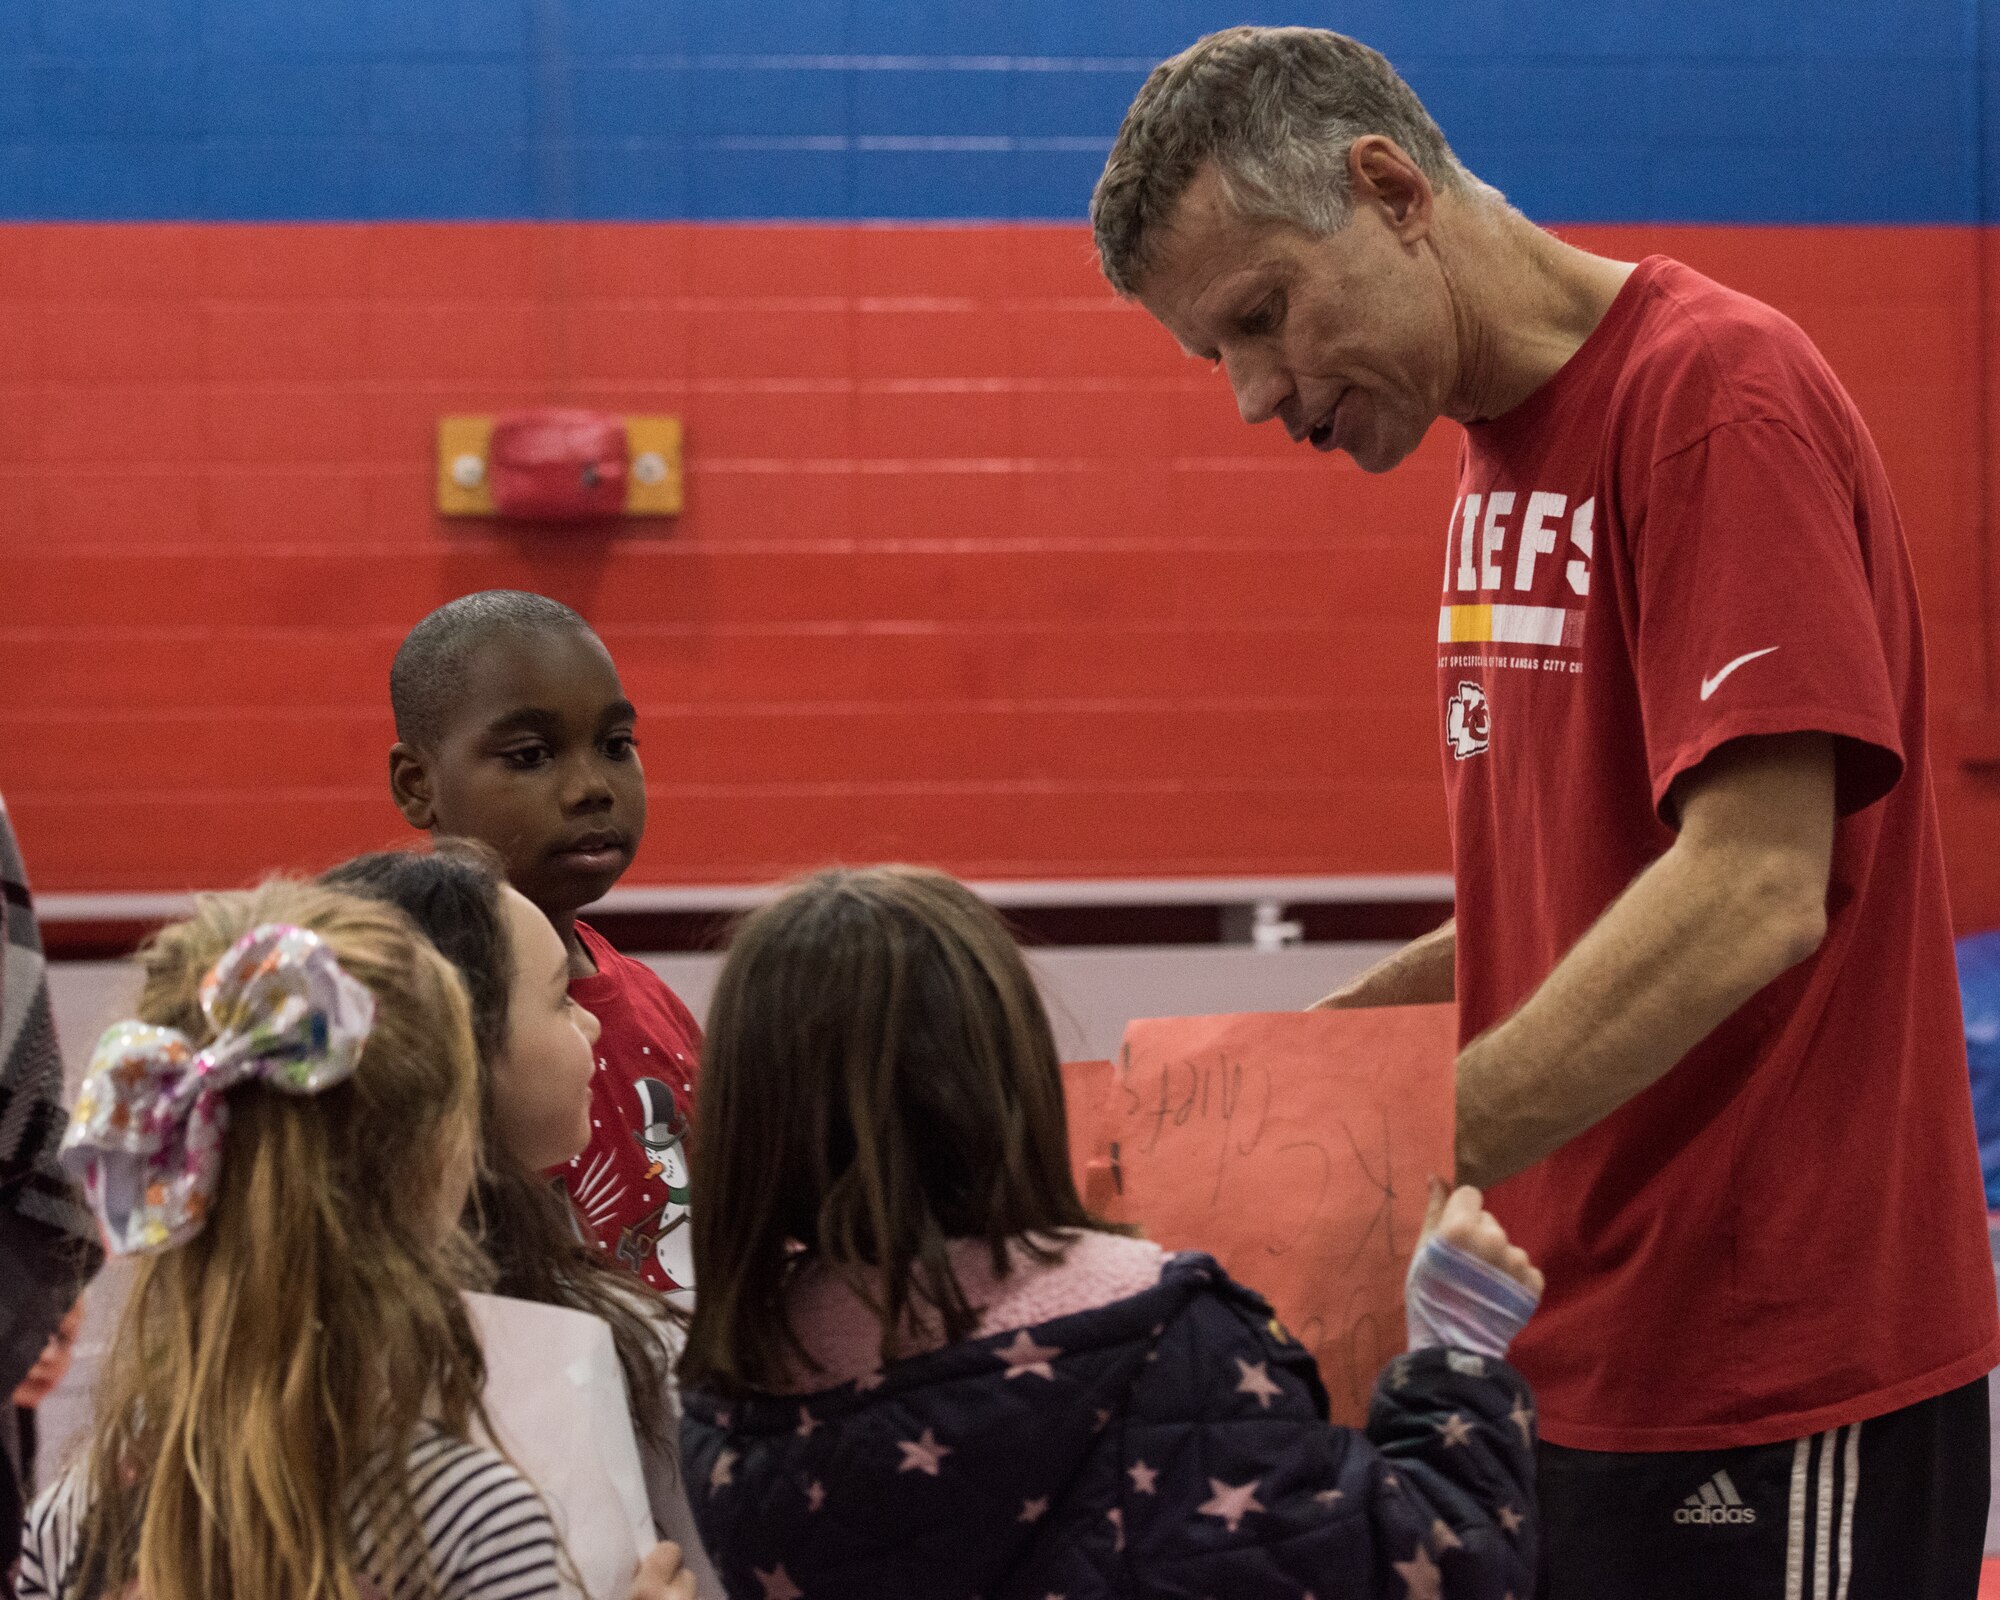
[1, 221, 1997, 927]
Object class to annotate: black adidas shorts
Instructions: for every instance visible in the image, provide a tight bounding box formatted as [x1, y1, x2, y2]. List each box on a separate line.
[1536, 1376, 1990, 1600]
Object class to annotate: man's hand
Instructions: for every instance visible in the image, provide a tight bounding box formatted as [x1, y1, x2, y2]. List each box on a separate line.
[1421, 1177, 1543, 1297]
[630, 1541, 699, 1600]
[1456, 732, 1835, 1188]
[1310, 918, 1456, 1009]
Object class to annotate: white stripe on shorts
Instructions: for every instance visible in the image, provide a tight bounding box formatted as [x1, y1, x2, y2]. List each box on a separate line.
[1786, 1433, 1811, 1600]
[1787, 1422, 1865, 1600]
[1815, 1425, 1838, 1598]
[1835, 1422, 1862, 1600]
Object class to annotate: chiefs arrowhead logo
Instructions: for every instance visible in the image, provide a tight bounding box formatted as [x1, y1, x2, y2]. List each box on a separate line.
[1446, 680, 1491, 760]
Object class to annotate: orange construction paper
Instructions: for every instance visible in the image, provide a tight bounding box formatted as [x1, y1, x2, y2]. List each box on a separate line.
[1063, 1006, 1457, 1426]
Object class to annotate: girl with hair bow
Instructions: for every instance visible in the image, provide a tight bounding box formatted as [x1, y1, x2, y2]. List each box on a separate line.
[16, 881, 563, 1600]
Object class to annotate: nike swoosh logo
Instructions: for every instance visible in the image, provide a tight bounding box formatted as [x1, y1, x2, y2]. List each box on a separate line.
[1700, 646, 1780, 701]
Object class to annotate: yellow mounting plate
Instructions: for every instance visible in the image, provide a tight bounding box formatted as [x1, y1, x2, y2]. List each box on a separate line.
[436, 415, 683, 517]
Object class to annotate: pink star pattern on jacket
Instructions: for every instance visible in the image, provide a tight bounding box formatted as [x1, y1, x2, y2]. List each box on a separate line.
[1197, 1476, 1267, 1533]
[896, 1428, 952, 1476]
[709, 1448, 737, 1491]
[756, 1564, 804, 1600]
[995, 1329, 1061, 1380]
[1234, 1358, 1283, 1409]
[1507, 1394, 1535, 1447]
[677, 1258, 1540, 1598]
[1393, 1544, 1443, 1600]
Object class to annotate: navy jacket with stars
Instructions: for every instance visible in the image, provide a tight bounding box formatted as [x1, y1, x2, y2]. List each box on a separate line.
[681, 1251, 1537, 1599]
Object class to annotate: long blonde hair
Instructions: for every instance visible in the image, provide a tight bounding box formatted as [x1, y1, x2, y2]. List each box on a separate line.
[67, 881, 492, 1600]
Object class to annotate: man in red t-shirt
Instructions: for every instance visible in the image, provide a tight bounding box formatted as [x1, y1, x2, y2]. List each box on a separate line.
[387, 590, 700, 1298]
[1097, 25, 1999, 1597]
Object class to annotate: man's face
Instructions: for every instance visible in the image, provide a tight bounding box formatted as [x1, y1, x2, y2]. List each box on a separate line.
[394, 629, 647, 920]
[1133, 161, 1455, 474]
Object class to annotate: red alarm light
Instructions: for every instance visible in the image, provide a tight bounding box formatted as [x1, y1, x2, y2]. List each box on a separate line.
[486, 408, 629, 521]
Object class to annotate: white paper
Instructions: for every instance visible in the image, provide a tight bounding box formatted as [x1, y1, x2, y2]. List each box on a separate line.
[466, 1292, 659, 1600]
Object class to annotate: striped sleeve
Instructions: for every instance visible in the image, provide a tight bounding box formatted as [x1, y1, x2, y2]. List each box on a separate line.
[355, 1430, 561, 1600]
[16, 1466, 88, 1600]
[1404, 1235, 1541, 1359]
[19, 1433, 559, 1600]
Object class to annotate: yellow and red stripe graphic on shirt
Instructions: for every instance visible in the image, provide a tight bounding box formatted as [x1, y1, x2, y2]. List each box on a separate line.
[1437, 604, 1586, 648]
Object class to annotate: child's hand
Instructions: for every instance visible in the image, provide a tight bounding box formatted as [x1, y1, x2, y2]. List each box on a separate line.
[629, 1541, 699, 1600]
[1420, 1177, 1544, 1298]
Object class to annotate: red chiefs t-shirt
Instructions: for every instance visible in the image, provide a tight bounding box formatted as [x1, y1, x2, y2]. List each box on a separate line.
[548, 920, 701, 1297]
[1444, 256, 1998, 1451]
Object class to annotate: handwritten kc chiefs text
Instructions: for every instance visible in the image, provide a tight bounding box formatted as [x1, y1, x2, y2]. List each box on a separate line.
[1438, 488, 1595, 664]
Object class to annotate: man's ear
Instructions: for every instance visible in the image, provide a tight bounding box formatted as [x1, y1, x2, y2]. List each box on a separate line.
[1348, 134, 1434, 243]
[388, 742, 438, 830]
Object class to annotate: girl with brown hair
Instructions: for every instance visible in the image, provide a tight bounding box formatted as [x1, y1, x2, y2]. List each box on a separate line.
[18, 881, 559, 1600]
[679, 865, 1546, 1599]
[323, 846, 713, 1592]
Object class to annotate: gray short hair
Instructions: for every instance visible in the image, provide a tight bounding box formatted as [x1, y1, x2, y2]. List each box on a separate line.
[1091, 26, 1475, 296]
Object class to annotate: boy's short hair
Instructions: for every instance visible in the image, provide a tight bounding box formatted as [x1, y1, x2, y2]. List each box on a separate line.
[390, 590, 594, 750]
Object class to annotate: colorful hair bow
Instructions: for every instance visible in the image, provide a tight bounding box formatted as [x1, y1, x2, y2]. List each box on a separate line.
[61, 923, 376, 1255]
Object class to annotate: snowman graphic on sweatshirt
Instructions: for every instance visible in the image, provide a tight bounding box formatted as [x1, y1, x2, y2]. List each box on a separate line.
[632, 1078, 694, 1295]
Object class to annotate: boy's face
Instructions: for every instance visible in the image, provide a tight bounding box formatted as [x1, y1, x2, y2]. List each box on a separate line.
[389, 628, 647, 920]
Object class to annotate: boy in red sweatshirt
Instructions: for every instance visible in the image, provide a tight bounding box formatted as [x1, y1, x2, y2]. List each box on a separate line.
[388, 590, 699, 1296]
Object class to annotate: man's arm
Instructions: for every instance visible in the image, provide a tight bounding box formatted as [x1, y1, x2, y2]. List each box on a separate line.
[1456, 732, 1835, 1189]
[1310, 917, 1457, 1009]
